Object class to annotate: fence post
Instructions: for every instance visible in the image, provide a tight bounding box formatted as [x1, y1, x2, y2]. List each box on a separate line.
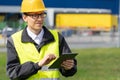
[117, 0, 120, 48]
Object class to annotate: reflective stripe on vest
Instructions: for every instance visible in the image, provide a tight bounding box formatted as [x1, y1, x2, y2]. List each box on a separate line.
[12, 30, 60, 80]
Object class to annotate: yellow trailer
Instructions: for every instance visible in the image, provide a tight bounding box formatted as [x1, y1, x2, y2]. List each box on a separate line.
[55, 13, 118, 32]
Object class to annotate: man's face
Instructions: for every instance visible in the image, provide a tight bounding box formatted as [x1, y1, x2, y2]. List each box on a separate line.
[22, 11, 46, 33]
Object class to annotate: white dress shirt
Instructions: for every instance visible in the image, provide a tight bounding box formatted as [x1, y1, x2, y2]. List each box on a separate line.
[27, 27, 44, 45]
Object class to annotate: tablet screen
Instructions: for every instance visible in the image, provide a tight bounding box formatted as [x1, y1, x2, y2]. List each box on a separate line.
[49, 53, 78, 69]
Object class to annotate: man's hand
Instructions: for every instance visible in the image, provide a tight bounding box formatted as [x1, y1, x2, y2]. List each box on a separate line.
[61, 59, 74, 70]
[38, 54, 56, 67]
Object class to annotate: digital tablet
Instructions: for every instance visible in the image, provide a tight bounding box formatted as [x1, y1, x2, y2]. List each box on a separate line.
[49, 53, 78, 69]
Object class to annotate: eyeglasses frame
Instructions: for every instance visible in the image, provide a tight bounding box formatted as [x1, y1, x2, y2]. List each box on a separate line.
[24, 12, 47, 19]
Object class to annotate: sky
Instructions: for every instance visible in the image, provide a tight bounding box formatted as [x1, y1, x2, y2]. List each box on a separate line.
[0, 0, 119, 14]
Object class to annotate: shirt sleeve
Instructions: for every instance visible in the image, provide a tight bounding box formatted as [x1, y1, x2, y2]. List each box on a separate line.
[6, 37, 41, 80]
[58, 33, 77, 77]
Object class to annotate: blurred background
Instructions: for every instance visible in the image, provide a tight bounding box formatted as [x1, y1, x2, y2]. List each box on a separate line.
[0, 0, 120, 80]
[0, 0, 119, 49]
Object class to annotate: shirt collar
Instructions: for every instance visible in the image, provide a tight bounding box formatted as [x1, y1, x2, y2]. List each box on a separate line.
[21, 26, 55, 45]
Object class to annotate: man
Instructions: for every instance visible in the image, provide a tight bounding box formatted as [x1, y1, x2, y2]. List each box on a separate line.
[6, 0, 77, 80]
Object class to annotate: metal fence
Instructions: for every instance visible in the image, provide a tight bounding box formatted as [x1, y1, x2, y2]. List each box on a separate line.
[63, 30, 119, 49]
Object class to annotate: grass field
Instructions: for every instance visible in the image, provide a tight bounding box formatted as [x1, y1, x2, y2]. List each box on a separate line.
[0, 48, 120, 80]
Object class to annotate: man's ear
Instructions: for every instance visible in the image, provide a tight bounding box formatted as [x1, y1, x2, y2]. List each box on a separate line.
[22, 14, 28, 22]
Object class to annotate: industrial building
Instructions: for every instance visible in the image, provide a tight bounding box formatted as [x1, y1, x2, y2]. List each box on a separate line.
[0, 0, 119, 35]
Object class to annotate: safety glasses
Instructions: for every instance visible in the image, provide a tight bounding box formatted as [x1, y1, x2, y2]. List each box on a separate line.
[24, 12, 47, 19]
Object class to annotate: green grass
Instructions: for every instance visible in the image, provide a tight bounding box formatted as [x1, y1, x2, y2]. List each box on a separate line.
[1, 48, 120, 80]
[0, 52, 9, 80]
[61, 48, 120, 80]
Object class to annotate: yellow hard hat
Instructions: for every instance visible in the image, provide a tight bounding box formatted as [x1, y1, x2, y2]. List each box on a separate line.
[21, 0, 47, 12]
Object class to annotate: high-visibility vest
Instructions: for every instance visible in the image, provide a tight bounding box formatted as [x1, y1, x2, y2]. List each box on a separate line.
[12, 30, 60, 80]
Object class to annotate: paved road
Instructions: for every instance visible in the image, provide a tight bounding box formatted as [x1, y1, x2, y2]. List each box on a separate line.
[0, 38, 6, 52]
[0, 48, 6, 52]
[68, 41, 118, 49]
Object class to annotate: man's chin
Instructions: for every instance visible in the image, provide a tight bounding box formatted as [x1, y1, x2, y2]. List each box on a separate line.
[35, 26, 42, 30]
